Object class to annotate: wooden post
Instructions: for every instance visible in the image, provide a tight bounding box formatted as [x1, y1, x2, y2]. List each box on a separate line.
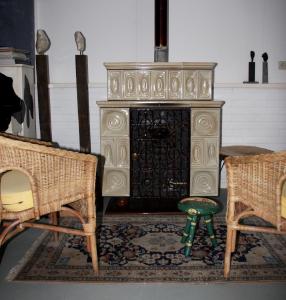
[36, 55, 52, 141]
[75, 55, 91, 153]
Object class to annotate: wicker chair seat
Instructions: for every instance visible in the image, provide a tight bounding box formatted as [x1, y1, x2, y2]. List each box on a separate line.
[1, 170, 33, 212]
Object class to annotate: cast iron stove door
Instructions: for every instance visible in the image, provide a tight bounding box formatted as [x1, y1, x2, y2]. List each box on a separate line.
[130, 108, 190, 210]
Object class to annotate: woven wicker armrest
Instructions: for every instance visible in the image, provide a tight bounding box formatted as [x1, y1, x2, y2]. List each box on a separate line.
[0, 132, 57, 147]
[225, 151, 286, 226]
[0, 135, 97, 220]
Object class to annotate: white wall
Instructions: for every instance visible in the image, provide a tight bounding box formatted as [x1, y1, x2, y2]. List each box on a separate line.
[216, 84, 286, 187]
[35, 0, 154, 84]
[170, 0, 286, 84]
[34, 0, 286, 187]
[35, 0, 286, 84]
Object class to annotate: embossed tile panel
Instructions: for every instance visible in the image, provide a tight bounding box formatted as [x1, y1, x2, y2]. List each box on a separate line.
[102, 168, 130, 196]
[190, 169, 218, 196]
[101, 108, 130, 196]
[105, 62, 216, 101]
[101, 108, 129, 137]
[190, 108, 221, 196]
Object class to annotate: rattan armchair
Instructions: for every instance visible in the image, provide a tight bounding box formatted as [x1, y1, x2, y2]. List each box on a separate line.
[0, 134, 98, 273]
[224, 151, 286, 278]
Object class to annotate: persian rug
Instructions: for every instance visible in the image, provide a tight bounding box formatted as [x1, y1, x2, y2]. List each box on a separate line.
[7, 214, 286, 283]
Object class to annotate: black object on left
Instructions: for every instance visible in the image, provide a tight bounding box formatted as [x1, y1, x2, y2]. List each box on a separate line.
[0, 72, 23, 131]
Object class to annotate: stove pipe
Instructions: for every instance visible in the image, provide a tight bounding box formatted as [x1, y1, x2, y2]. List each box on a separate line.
[154, 0, 168, 62]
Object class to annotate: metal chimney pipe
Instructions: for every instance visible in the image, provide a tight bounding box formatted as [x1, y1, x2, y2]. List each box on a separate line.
[154, 0, 168, 62]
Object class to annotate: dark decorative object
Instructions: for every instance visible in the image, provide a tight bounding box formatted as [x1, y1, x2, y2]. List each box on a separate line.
[262, 52, 268, 83]
[23, 76, 34, 127]
[154, 0, 168, 62]
[75, 31, 91, 153]
[0, 72, 23, 131]
[36, 29, 52, 141]
[12, 76, 34, 129]
[249, 50, 255, 82]
[244, 51, 258, 84]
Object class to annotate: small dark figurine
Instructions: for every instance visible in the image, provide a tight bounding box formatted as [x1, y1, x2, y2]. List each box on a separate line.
[244, 50, 258, 83]
[0, 73, 23, 131]
[262, 52, 269, 83]
[250, 50, 255, 62]
[262, 52, 268, 62]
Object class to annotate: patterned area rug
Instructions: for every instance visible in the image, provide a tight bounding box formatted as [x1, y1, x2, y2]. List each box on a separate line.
[7, 215, 286, 283]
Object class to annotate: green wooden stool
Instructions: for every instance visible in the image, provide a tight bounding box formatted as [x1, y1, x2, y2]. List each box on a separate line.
[178, 197, 220, 257]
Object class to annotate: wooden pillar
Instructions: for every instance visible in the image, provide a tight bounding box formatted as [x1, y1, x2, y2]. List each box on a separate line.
[36, 55, 52, 142]
[75, 55, 91, 153]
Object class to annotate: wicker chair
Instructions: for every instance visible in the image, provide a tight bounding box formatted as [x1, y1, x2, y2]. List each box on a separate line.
[0, 134, 98, 273]
[224, 151, 286, 278]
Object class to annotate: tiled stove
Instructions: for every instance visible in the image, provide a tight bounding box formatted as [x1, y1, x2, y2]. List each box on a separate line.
[97, 62, 225, 211]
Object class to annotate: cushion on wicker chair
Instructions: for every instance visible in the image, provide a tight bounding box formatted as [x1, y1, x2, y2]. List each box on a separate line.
[282, 181, 286, 219]
[0, 170, 33, 212]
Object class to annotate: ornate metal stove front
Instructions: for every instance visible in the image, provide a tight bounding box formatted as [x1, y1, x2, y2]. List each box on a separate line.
[130, 108, 190, 209]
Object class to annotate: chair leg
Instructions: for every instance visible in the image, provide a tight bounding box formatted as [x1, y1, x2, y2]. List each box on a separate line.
[49, 212, 59, 241]
[203, 215, 217, 247]
[181, 217, 192, 244]
[184, 215, 198, 257]
[224, 226, 234, 279]
[88, 233, 98, 273]
[231, 229, 237, 253]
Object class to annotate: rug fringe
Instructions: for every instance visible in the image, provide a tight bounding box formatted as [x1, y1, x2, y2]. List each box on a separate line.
[6, 231, 48, 282]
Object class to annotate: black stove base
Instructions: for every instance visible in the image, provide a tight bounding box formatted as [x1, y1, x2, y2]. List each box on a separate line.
[103, 190, 226, 215]
[105, 196, 182, 214]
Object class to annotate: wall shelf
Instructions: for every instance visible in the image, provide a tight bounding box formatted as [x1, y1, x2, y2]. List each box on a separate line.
[215, 83, 286, 89]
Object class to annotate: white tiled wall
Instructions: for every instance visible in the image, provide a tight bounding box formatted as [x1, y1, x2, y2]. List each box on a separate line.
[216, 84, 286, 187]
[46, 84, 105, 153]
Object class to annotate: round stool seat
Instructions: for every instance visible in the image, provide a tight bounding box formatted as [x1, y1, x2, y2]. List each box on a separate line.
[178, 197, 220, 216]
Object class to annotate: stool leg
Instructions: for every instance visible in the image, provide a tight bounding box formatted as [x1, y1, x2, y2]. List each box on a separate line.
[181, 217, 192, 244]
[204, 215, 217, 247]
[184, 215, 198, 257]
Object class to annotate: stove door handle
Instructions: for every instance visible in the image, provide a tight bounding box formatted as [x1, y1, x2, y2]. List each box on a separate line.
[169, 180, 187, 186]
[132, 152, 139, 160]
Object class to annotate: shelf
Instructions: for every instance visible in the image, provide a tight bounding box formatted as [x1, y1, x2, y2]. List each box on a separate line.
[215, 83, 286, 89]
